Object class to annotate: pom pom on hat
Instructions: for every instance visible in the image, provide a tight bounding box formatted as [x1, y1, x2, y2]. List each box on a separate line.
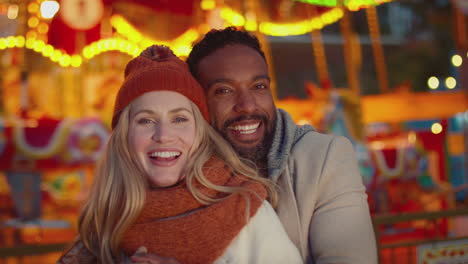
[112, 45, 209, 129]
[139, 45, 174, 61]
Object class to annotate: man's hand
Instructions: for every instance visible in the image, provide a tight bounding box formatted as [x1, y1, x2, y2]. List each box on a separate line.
[130, 246, 180, 264]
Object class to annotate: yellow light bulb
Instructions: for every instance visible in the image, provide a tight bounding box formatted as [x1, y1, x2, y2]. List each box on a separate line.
[0, 39, 7, 49]
[28, 2, 39, 13]
[6, 36, 15, 48]
[42, 45, 53, 57]
[26, 31, 38, 39]
[15, 36, 25, 47]
[200, 0, 215, 10]
[427, 76, 439, 89]
[37, 23, 49, 34]
[452, 54, 463, 67]
[51, 50, 61, 61]
[445, 77, 457, 89]
[431, 123, 443, 134]
[83, 47, 92, 59]
[25, 38, 35, 49]
[71, 55, 82, 67]
[28, 17, 40, 28]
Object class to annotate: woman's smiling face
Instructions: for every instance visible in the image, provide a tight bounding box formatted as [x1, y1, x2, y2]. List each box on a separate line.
[128, 91, 197, 187]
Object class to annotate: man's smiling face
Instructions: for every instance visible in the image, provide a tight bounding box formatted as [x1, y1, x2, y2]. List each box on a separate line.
[196, 44, 276, 163]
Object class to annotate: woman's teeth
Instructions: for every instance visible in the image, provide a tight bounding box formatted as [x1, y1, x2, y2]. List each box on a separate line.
[150, 151, 181, 158]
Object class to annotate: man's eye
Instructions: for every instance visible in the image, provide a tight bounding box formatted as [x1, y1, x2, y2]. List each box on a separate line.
[214, 87, 232, 95]
[254, 83, 267, 90]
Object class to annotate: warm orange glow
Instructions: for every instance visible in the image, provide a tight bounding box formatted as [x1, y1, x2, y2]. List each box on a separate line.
[37, 23, 49, 34]
[28, 17, 40, 28]
[28, 2, 40, 13]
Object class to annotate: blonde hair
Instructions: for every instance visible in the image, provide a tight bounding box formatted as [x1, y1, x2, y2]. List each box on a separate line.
[78, 101, 277, 263]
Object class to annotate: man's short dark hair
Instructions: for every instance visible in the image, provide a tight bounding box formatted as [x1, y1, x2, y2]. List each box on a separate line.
[186, 27, 266, 81]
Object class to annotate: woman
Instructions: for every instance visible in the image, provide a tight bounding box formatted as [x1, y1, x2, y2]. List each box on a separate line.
[57, 45, 302, 264]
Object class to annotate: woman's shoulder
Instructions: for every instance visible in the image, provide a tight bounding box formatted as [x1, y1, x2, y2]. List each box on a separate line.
[215, 201, 303, 264]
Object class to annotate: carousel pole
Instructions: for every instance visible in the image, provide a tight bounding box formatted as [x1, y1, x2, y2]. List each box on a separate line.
[245, 0, 278, 100]
[451, 0, 468, 202]
[339, 7, 361, 95]
[366, 5, 389, 93]
[18, 0, 30, 116]
[307, 5, 330, 88]
[453, 0, 467, 50]
[452, 1, 468, 94]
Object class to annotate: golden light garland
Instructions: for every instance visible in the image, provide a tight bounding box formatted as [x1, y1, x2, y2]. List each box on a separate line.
[294, 0, 393, 11]
[1, 1, 347, 68]
[221, 6, 344, 36]
[110, 14, 200, 57]
[0, 36, 82, 67]
[82, 38, 141, 60]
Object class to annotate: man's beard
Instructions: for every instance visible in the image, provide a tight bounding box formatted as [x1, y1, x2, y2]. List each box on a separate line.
[218, 113, 276, 167]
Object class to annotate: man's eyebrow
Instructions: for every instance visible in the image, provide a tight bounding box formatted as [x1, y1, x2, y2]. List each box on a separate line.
[207, 75, 270, 88]
[253, 75, 270, 82]
[207, 78, 232, 88]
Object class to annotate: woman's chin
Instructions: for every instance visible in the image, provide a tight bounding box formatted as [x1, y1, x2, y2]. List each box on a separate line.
[149, 177, 184, 189]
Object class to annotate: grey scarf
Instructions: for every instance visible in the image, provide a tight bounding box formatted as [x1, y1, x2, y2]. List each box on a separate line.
[267, 109, 314, 183]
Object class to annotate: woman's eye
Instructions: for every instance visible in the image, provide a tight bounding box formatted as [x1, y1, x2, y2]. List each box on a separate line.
[137, 118, 153, 125]
[174, 117, 188, 123]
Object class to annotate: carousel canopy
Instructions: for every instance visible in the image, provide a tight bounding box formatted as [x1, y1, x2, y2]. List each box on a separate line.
[0, 0, 392, 68]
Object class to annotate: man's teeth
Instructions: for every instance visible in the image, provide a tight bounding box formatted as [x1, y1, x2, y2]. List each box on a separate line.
[229, 123, 260, 134]
[150, 151, 181, 158]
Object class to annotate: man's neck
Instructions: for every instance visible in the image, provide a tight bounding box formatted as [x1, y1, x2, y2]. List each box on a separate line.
[255, 159, 268, 178]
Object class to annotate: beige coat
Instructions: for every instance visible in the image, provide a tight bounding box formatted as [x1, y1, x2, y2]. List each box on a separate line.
[269, 113, 377, 264]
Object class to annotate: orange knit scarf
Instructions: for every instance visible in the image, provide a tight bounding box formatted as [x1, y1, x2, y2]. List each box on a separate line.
[120, 157, 267, 264]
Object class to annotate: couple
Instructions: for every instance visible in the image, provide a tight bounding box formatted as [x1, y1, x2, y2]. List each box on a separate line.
[57, 27, 377, 264]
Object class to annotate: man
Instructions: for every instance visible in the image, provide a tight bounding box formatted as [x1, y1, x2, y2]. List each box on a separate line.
[186, 27, 378, 264]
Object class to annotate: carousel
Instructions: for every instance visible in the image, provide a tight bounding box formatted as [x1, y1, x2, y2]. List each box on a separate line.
[0, 0, 467, 263]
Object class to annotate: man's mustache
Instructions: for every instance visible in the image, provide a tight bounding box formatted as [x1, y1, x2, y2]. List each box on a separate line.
[223, 114, 268, 129]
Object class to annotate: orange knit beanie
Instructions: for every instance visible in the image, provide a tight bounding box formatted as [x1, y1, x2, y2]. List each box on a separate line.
[111, 45, 209, 129]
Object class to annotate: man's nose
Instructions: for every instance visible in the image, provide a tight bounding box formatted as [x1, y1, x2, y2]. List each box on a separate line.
[233, 90, 256, 113]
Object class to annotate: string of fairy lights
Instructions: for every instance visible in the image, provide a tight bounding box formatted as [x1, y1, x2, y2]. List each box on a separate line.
[294, 0, 393, 11]
[427, 54, 464, 91]
[0, 0, 389, 68]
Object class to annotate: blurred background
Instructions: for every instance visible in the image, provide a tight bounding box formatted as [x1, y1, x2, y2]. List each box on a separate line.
[0, 0, 467, 263]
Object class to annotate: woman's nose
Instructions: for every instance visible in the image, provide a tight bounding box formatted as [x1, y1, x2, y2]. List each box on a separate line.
[151, 123, 172, 142]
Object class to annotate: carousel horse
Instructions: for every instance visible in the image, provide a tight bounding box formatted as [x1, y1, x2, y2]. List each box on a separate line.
[305, 81, 375, 189]
[305, 82, 445, 215]
[0, 116, 109, 230]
